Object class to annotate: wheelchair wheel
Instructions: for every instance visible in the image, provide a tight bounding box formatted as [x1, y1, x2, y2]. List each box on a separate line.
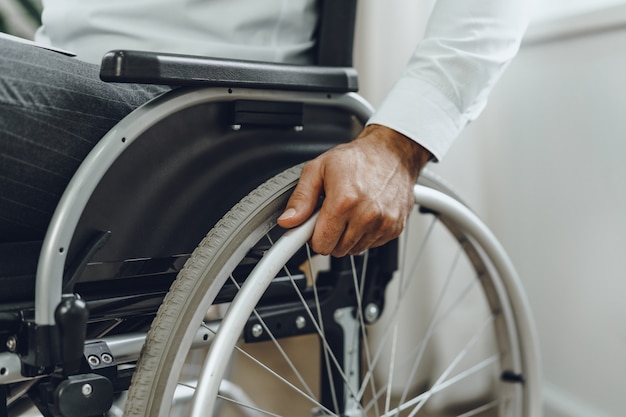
[124, 165, 540, 417]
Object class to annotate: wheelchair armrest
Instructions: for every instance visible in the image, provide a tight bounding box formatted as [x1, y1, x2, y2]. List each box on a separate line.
[100, 50, 358, 93]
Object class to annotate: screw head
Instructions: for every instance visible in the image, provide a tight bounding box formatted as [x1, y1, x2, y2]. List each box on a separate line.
[101, 353, 114, 364]
[6, 336, 16, 352]
[87, 355, 101, 367]
[81, 384, 93, 397]
[295, 316, 306, 330]
[251, 323, 264, 338]
[364, 303, 380, 323]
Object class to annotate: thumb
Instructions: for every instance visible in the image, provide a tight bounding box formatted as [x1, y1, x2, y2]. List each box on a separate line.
[278, 163, 323, 229]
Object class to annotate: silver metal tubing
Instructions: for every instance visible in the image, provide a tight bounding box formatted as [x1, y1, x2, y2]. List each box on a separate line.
[0, 351, 26, 384]
[185, 185, 541, 417]
[0, 322, 218, 385]
[35, 87, 374, 326]
[189, 213, 319, 417]
[412, 184, 542, 417]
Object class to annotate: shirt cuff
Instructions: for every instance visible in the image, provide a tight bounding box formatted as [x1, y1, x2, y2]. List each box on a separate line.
[366, 76, 468, 162]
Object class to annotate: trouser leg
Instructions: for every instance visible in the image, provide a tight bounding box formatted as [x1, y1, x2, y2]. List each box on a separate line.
[0, 38, 167, 242]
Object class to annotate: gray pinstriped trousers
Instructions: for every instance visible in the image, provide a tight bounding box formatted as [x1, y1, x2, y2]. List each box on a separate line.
[0, 38, 167, 242]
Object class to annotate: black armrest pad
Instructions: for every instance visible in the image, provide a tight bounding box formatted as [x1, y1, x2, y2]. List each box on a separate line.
[100, 50, 358, 93]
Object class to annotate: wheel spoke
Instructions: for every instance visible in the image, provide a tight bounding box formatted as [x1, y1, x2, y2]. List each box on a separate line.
[398, 247, 463, 406]
[405, 315, 496, 417]
[434, 354, 499, 395]
[306, 244, 341, 415]
[125, 166, 537, 417]
[274, 249, 365, 413]
[216, 394, 283, 417]
[232, 343, 337, 416]
[196, 304, 337, 416]
[239, 234, 364, 417]
[351, 251, 382, 417]
[383, 322, 399, 416]
[227, 269, 318, 402]
[357, 217, 438, 401]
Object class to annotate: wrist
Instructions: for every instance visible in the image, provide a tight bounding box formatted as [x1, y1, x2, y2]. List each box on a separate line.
[357, 124, 432, 176]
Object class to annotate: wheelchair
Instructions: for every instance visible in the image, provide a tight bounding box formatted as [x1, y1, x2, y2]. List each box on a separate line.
[0, 2, 541, 416]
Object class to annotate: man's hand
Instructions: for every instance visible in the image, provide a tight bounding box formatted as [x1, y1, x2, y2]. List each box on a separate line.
[277, 124, 432, 257]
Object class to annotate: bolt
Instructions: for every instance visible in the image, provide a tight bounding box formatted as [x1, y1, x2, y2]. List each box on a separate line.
[364, 303, 380, 323]
[251, 324, 264, 338]
[101, 353, 114, 364]
[87, 355, 101, 367]
[295, 316, 306, 330]
[294, 125, 304, 132]
[6, 336, 16, 352]
[81, 384, 93, 397]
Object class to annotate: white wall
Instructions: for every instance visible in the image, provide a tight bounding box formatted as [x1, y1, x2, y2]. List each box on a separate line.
[437, 10, 626, 414]
[353, 0, 435, 107]
[532, 0, 626, 21]
[355, 1, 626, 416]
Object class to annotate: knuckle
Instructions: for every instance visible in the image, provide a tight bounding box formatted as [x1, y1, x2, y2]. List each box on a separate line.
[348, 202, 382, 228]
[379, 214, 399, 233]
[301, 159, 319, 175]
[310, 238, 330, 256]
[337, 192, 360, 211]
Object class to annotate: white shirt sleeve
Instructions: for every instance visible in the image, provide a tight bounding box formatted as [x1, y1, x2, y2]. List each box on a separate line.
[366, 0, 531, 161]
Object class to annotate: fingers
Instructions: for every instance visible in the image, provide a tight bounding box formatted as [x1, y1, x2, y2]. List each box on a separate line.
[281, 176, 410, 257]
[312, 200, 406, 257]
[278, 124, 431, 257]
[277, 161, 322, 229]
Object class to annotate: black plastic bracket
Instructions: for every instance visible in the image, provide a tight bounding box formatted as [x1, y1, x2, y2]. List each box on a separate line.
[55, 296, 89, 377]
[19, 294, 88, 378]
[232, 100, 304, 128]
[19, 321, 59, 378]
[501, 370, 525, 384]
[55, 373, 113, 417]
[81, 341, 117, 381]
[1, 384, 7, 417]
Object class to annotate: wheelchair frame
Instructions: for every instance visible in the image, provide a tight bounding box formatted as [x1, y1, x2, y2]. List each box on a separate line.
[0, 6, 542, 412]
[1, 72, 370, 379]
